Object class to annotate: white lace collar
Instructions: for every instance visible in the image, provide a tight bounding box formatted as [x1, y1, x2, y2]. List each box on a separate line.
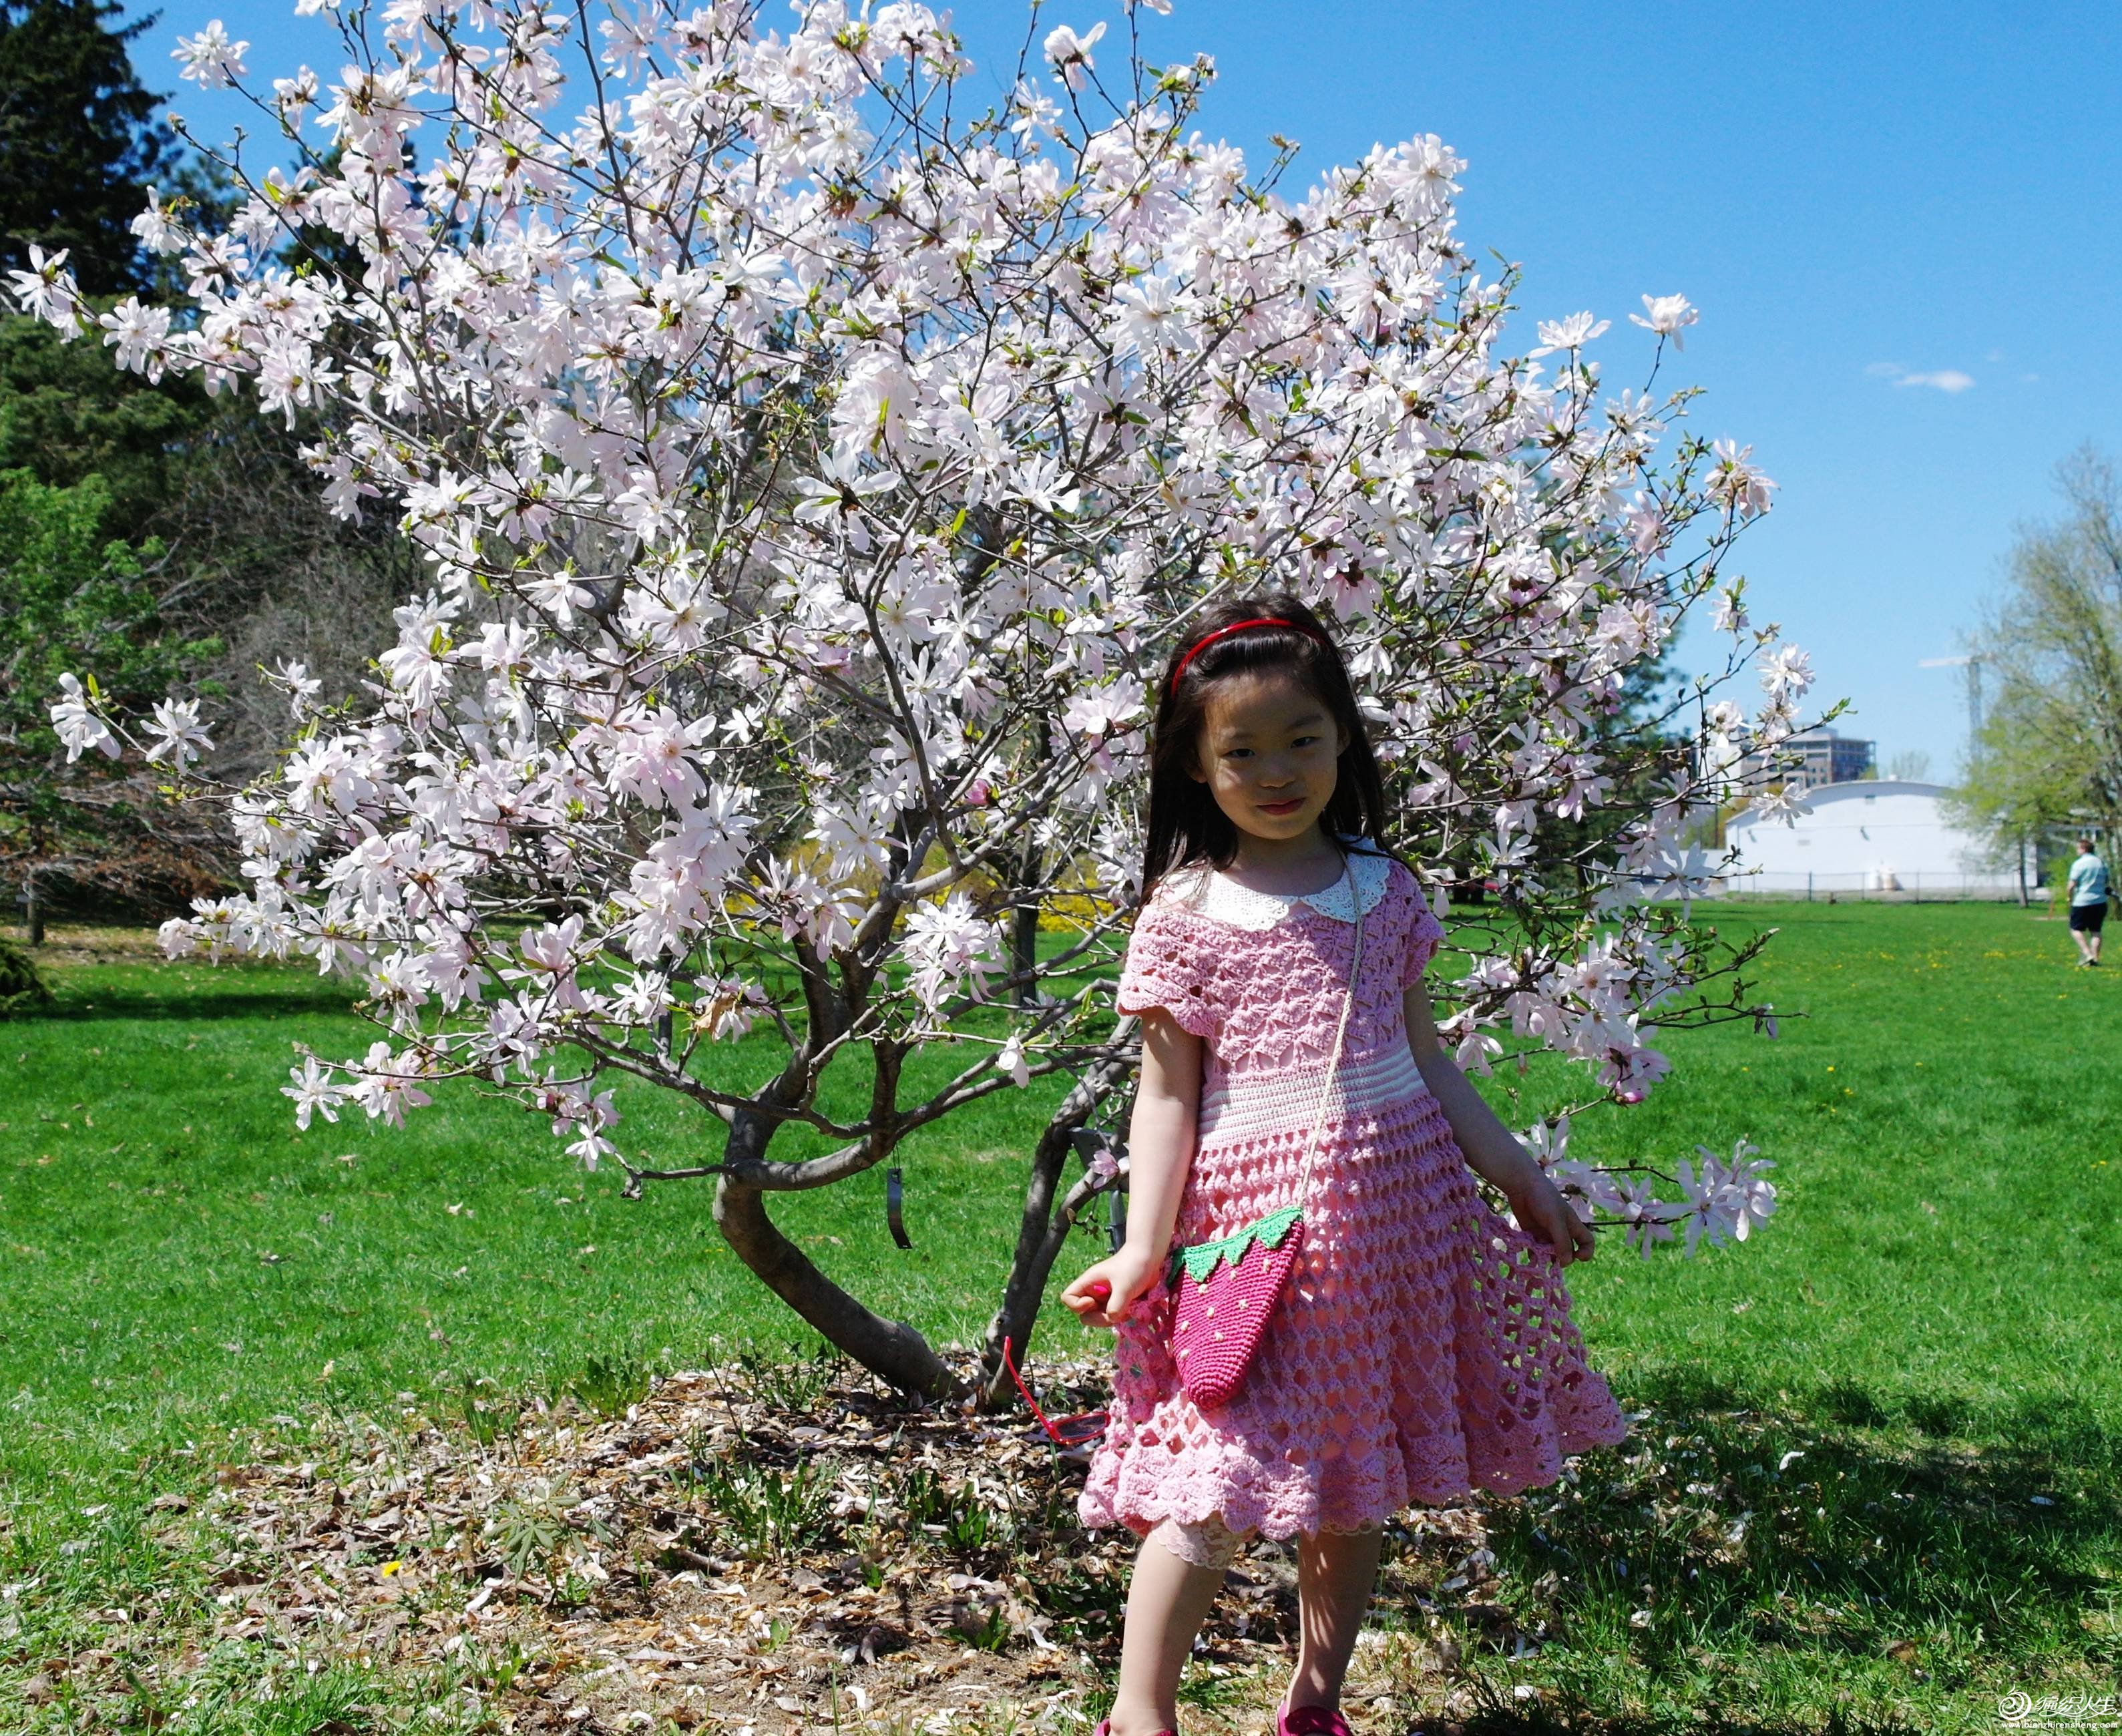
[1158, 844, 1394, 932]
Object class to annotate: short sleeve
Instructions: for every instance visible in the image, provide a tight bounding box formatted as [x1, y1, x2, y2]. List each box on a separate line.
[1398, 876, 1447, 990]
[1116, 898, 1219, 1039]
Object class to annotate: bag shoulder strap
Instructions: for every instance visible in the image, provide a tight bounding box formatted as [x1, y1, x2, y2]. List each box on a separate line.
[1291, 854, 1364, 1213]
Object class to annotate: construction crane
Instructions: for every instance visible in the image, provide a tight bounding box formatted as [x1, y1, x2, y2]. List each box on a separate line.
[1919, 654, 1985, 768]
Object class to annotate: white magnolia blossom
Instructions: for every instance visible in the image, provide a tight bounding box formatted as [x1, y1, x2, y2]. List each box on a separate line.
[1530, 311, 1611, 358]
[23, 2, 1818, 1382]
[142, 696, 215, 769]
[1043, 21, 1106, 89]
[171, 18, 248, 86]
[50, 673, 118, 763]
[7, 245, 82, 337]
[1630, 292, 1700, 347]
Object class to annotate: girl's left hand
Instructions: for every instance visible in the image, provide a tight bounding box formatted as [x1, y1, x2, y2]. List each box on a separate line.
[1508, 1173, 1596, 1267]
[1061, 1243, 1163, 1328]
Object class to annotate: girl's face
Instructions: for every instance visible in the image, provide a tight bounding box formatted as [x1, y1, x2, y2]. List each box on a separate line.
[1189, 670, 1347, 846]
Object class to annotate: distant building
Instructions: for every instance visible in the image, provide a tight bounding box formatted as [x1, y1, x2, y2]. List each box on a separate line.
[1736, 728, 1876, 793]
[1721, 781, 2027, 899]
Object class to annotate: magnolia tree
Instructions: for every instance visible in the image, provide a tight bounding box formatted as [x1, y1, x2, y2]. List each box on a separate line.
[19, 0, 1807, 1405]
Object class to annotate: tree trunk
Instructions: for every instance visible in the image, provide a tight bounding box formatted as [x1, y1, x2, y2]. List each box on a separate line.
[1012, 833, 1042, 1008]
[974, 1054, 1134, 1412]
[712, 1171, 961, 1401]
[24, 870, 43, 947]
[2019, 834, 2031, 907]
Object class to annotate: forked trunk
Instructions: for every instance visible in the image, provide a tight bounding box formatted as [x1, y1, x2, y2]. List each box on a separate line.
[975, 1056, 1133, 1412]
[712, 1172, 961, 1400]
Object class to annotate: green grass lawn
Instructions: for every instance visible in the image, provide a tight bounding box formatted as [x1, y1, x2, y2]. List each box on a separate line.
[0, 933, 1088, 1480]
[2, 901, 2119, 1732]
[1511, 899, 2122, 1458]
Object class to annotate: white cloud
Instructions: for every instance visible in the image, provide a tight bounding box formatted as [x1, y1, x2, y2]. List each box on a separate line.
[1867, 363, 1974, 393]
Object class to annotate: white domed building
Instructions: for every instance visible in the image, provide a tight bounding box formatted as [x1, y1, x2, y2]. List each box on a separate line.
[1721, 780, 2029, 899]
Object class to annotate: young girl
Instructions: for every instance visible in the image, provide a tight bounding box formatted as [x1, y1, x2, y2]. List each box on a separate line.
[1061, 596, 1630, 1736]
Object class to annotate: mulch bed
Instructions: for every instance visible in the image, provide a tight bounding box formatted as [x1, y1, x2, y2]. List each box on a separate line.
[65, 1353, 1578, 1732]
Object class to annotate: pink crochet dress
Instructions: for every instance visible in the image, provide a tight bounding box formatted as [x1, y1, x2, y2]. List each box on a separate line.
[1078, 847, 1630, 1543]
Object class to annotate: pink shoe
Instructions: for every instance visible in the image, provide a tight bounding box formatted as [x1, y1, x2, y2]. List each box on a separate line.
[1277, 1705, 1353, 1736]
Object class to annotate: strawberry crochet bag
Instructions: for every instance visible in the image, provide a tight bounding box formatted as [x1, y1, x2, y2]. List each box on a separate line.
[1164, 856, 1365, 1409]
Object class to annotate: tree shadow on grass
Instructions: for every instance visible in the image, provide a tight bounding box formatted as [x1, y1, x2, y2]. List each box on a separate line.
[1638, 1359, 2122, 1484]
[36, 987, 364, 1023]
[1410, 1365, 2122, 1733]
[1451, 1687, 1938, 1735]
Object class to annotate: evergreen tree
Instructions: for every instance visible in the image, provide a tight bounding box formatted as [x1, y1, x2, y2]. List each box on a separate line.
[0, 0, 181, 294]
[0, 314, 208, 541]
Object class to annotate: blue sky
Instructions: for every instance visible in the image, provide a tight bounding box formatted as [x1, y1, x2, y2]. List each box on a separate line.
[141, 1, 2122, 776]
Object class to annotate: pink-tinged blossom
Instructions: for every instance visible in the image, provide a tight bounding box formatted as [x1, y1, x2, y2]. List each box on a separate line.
[1010, 455, 1083, 516]
[1590, 598, 1661, 665]
[365, 951, 432, 1017]
[606, 708, 712, 810]
[1709, 438, 1777, 520]
[1061, 677, 1146, 742]
[1668, 1142, 1778, 1255]
[349, 1042, 432, 1128]
[1747, 781, 1812, 825]
[539, 1080, 619, 1168]
[1622, 493, 1666, 556]
[283, 737, 377, 817]
[1610, 1174, 1684, 1257]
[509, 916, 589, 1011]
[1550, 1155, 1627, 1225]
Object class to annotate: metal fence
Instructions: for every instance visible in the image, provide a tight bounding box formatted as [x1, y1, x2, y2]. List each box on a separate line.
[1707, 871, 2036, 903]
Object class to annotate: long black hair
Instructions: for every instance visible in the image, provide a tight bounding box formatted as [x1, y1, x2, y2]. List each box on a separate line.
[1139, 592, 1391, 899]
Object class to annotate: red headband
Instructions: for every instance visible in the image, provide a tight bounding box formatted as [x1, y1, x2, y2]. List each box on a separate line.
[1167, 616, 1325, 694]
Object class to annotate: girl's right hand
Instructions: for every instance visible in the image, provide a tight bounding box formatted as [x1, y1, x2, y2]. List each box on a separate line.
[1061, 1244, 1163, 1329]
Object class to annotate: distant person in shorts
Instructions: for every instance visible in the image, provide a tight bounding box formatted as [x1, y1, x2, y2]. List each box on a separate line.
[2067, 837, 2110, 967]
